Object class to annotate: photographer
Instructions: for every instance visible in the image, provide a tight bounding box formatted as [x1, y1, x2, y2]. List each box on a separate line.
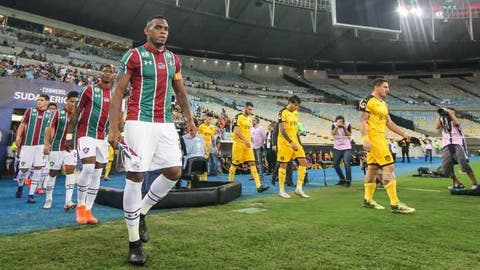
[399, 138, 410, 163]
[436, 108, 478, 190]
[331, 115, 352, 187]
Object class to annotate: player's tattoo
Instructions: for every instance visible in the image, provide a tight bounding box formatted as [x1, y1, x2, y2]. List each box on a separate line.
[359, 111, 370, 122]
[382, 173, 394, 185]
[280, 125, 293, 143]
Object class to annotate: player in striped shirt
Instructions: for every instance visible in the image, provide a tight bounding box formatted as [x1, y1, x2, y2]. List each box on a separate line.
[66, 65, 115, 225]
[15, 94, 52, 203]
[42, 91, 79, 210]
[108, 15, 196, 265]
[37, 102, 58, 196]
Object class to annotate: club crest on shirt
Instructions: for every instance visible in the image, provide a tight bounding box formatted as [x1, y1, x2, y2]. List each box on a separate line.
[385, 155, 391, 162]
[83, 147, 89, 154]
[141, 51, 150, 57]
[359, 100, 367, 110]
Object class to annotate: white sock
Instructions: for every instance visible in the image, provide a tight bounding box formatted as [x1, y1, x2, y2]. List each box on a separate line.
[85, 168, 102, 210]
[40, 167, 49, 188]
[124, 179, 142, 242]
[65, 174, 75, 205]
[28, 169, 41, 196]
[77, 164, 95, 206]
[140, 174, 177, 215]
[45, 175, 56, 201]
[17, 170, 28, 187]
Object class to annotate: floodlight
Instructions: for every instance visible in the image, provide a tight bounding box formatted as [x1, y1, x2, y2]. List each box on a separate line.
[397, 6, 409, 17]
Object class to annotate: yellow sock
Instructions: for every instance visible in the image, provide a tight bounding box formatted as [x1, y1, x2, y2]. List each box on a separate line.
[278, 167, 286, 192]
[385, 180, 400, 206]
[228, 165, 236, 182]
[104, 162, 112, 178]
[296, 166, 306, 189]
[250, 166, 261, 188]
[364, 182, 376, 203]
[199, 172, 208, 181]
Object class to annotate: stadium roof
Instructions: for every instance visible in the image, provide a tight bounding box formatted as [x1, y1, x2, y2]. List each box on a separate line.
[2, 0, 480, 68]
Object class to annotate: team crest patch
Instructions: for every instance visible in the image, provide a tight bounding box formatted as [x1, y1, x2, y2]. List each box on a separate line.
[83, 147, 89, 154]
[385, 155, 391, 162]
[141, 51, 149, 57]
[359, 100, 367, 110]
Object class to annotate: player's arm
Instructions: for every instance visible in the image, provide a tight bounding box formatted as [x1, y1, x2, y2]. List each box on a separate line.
[359, 111, 370, 150]
[66, 87, 89, 135]
[66, 107, 81, 134]
[386, 116, 408, 139]
[43, 127, 53, 155]
[15, 108, 30, 147]
[15, 122, 25, 147]
[43, 111, 58, 155]
[279, 122, 298, 151]
[233, 125, 250, 147]
[172, 54, 195, 133]
[271, 123, 278, 151]
[172, 80, 194, 130]
[108, 73, 131, 148]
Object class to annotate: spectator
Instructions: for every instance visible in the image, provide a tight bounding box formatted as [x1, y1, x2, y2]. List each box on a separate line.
[399, 138, 410, 163]
[388, 139, 398, 162]
[423, 135, 433, 163]
[265, 121, 276, 175]
[251, 116, 267, 180]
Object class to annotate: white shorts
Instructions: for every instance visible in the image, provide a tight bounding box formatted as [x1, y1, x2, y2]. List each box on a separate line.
[76, 136, 109, 164]
[19, 145, 46, 169]
[123, 121, 182, 172]
[48, 150, 77, 170]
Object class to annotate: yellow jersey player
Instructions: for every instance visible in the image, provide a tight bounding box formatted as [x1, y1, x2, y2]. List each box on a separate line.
[359, 78, 415, 214]
[277, 95, 309, 199]
[197, 112, 215, 181]
[228, 102, 269, 193]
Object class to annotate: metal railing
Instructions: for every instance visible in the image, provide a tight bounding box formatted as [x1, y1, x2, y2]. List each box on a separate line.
[262, 0, 331, 11]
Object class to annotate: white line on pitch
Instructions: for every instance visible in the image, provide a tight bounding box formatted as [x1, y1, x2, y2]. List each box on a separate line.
[403, 187, 442, 193]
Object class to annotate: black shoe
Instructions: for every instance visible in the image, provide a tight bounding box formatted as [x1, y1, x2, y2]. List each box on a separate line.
[335, 180, 346, 186]
[128, 240, 146, 265]
[345, 181, 351, 188]
[271, 176, 277, 185]
[257, 185, 270, 193]
[139, 214, 149, 243]
[286, 182, 294, 187]
[27, 195, 35, 203]
[15, 186, 23, 198]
